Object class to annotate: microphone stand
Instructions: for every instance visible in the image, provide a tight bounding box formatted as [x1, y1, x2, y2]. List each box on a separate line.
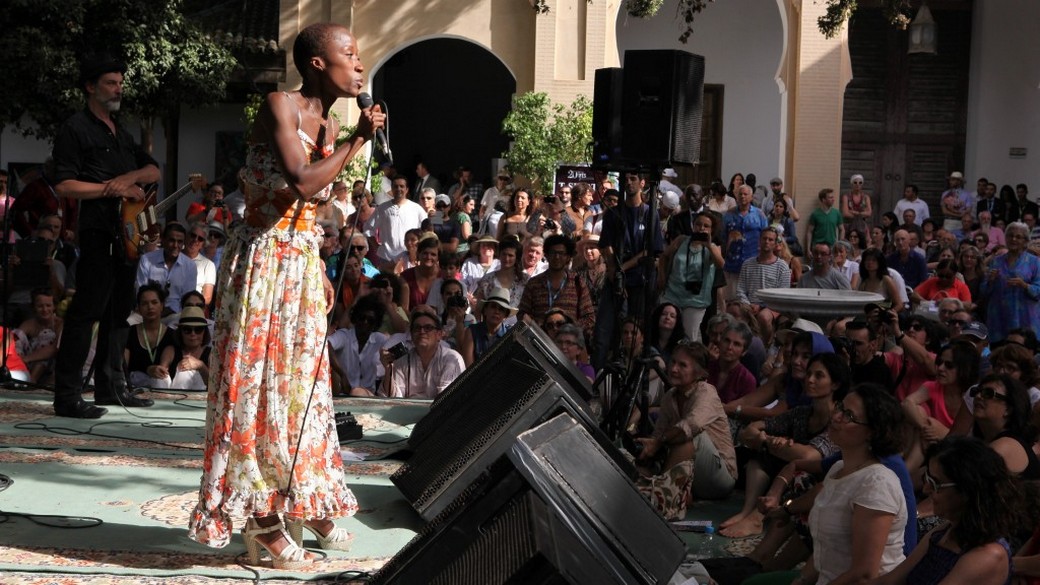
[0, 194, 14, 385]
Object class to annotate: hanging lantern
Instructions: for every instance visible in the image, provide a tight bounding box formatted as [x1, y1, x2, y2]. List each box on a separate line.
[908, 3, 937, 55]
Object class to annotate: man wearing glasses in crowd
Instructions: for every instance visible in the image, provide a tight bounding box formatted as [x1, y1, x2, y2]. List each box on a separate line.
[380, 308, 464, 399]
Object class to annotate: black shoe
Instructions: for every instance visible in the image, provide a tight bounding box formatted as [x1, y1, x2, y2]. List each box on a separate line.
[94, 392, 155, 407]
[55, 400, 108, 419]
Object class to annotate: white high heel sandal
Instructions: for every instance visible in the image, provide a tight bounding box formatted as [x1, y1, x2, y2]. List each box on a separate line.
[241, 517, 315, 570]
[285, 517, 355, 551]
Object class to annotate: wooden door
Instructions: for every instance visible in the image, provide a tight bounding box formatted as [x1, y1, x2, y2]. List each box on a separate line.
[841, 2, 972, 227]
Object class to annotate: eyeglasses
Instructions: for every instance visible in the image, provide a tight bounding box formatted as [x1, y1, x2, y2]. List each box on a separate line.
[923, 469, 957, 492]
[947, 319, 968, 328]
[968, 385, 1008, 401]
[993, 362, 1021, 374]
[181, 326, 206, 334]
[935, 357, 957, 369]
[350, 245, 366, 252]
[191, 234, 207, 242]
[544, 320, 566, 329]
[833, 400, 869, 426]
[908, 322, 925, 332]
[411, 324, 438, 333]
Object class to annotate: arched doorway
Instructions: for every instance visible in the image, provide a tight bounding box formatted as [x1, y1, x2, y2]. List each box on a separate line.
[372, 38, 516, 187]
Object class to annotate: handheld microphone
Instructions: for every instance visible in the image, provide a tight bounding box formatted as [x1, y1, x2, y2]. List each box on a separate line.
[356, 93, 393, 165]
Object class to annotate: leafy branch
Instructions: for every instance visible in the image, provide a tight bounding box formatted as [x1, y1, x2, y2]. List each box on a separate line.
[501, 92, 593, 196]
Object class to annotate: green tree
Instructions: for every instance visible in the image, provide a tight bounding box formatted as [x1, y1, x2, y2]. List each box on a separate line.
[501, 92, 593, 196]
[0, 0, 237, 189]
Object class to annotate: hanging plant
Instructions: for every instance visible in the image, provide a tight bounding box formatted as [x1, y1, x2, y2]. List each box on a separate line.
[818, 0, 914, 38]
[626, 0, 665, 19]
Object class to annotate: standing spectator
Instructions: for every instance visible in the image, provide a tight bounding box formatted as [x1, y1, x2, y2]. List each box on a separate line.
[583, 188, 619, 237]
[400, 237, 441, 311]
[520, 235, 548, 277]
[596, 173, 663, 367]
[428, 193, 461, 255]
[186, 182, 231, 227]
[366, 176, 428, 264]
[345, 186, 374, 233]
[446, 166, 482, 203]
[833, 240, 860, 288]
[479, 172, 511, 221]
[892, 184, 929, 226]
[761, 177, 800, 222]
[497, 188, 534, 242]
[940, 171, 973, 230]
[842, 174, 873, 235]
[1005, 183, 1037, 224]
[575, 235, 606, 308]
[10, 159, 79, 240]
[665, 183, 707, 243]
[805, 188, 844, 252]
[857, 249, 904, 312]
[564, 182, 595, 237]
[474, 238, 527, 314]
[767, 197, 801, 257]
[328, 180, 353, 229]
[135, 223, 198, 316]
[658, 211, 723, 342]
[975, 209, 1006, 252]
[722, 185, 770, 299]
[413, 161, 441, 203]
[450, 194, 475, 256]
[980, 222, 1040, 342]
[460, 235, 500, 296]
[706, 180, 737, 214]
[975, 180, 1004, 221]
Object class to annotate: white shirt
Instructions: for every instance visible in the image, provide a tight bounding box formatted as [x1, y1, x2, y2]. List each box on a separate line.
[809, 462, 906, 584]
[892, 197, 930, 225]
[190, 253, 216, 294]
[387, 344, 465, 399]
[135, 250, 198, 313]
[328, 328, 387, 391]
[366, 199, 428, 262]
[460, 258, 501, 295]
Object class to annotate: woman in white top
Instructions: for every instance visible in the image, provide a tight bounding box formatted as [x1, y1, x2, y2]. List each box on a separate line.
[794, 384, 909, 585]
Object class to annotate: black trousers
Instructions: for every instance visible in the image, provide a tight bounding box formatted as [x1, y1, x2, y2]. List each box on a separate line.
[53, 230, 136, 407]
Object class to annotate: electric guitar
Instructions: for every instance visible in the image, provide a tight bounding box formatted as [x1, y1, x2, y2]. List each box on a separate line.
[122, 173, 205, 261]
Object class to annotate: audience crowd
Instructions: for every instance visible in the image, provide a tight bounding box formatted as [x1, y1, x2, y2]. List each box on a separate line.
[2, 160, 1039, 584]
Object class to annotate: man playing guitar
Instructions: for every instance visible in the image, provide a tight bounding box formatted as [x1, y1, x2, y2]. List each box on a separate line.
[49, 52, 159, 418]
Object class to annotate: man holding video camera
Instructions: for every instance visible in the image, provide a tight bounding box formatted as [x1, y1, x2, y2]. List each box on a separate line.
[379, 307, 464, 399]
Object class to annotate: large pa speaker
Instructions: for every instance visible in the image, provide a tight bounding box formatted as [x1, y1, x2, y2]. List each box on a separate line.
[373, 414, 685, 585]
[392, 322, 634, 521]
[621, 49, 705, 167]
[592, 67, 625, 168]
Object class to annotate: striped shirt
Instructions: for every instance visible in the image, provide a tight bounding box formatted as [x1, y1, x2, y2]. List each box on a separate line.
[736, 256, 791, 305]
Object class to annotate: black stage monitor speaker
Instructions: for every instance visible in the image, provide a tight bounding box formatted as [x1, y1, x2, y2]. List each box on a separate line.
[373, 414, 685, 585]
[392, 322, 634, 521]
[592, 67, 625, 169]
[621, 49, 705, 168]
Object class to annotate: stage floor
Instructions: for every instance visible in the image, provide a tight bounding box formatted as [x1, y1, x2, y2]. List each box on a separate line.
[0, 386, 749, 583]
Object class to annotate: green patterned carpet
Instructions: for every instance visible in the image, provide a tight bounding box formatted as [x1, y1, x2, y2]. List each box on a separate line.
[0, 388, 430, 583]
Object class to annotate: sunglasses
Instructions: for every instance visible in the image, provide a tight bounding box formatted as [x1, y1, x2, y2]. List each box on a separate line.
[181, 326, 207, 334]
[968, 385, 1008, 401]
[833, 400, 869, 426]
[191, 234, 207, 242]
[350, 245, 366, 252]
[947, 319, 969, 328]
[908, 322, 925, 332]
[544, 320, 566, 329]
[922, 469, 957, 492]
[411, 324, 438, 333]
[935, 358, 957, 369]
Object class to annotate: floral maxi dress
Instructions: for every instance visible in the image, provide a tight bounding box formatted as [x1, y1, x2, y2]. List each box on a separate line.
[188, 131, 358, 548]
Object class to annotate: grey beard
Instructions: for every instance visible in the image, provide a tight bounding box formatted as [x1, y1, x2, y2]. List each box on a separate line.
[106, 99, 121, 112]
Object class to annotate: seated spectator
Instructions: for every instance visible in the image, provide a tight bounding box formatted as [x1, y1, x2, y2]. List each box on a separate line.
[553, 323, 594, 382]
[135, 222, 197, 316]
[380, 309, 465, 399]
[876, 436, 1020, 585]
[634, 341, 738, 520]
[330, 294, 387, 397]
[400, 236, 442, 311]
[8, 218, 69, 324]
[517, 234, 595, 343]
[755, 383, 908, 585]
[460, 235, 500, 296]
[883, 312, 941, 401]
[858, 248, 905, 312]
[708, 322, 758, 406]
[846, 318, 895, 387]
[368, 272, 410, 335]
[0, 326, 30, 383]
[124, 284, 176, 389]
[147, 307, 211, 391]
[647, 302, 686, 364]
[902, 339, 979, 475]
[436, 278, 476, 350]
[14, 289, 62, 383]
[429, 193, 462, 255]
[798, 241, 851, 290]
[474, 238, 527, 325]
[457, 286, 515, 367]
[332, 256, 371, 325]
[722, 352, 848, 538]
[183, 222, 217, 305]
[202, 221, 226, 268]
[832, 240, 860, 288]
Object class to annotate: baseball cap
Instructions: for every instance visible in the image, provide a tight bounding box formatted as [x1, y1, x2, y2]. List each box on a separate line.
[959, 321, 988, 341]
[775, 318, 824, 344]
[949, 171, 964, 180]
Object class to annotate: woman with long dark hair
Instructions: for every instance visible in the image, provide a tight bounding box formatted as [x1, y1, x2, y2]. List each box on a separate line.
[873, 436, 1020, 585]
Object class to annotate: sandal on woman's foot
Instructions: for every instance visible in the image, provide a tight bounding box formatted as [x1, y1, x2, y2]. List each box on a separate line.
[285, 517, 354, 551]
[242, 517, 316, 570]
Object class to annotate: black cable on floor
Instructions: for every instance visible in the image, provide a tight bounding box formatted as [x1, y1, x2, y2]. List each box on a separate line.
[0, 474, 104, 529]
